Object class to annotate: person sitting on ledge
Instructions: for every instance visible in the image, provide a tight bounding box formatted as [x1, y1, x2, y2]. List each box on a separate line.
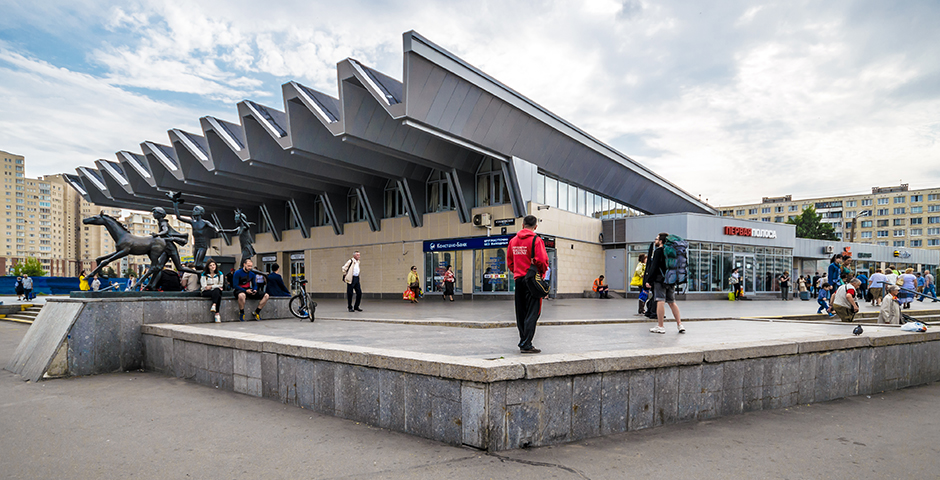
[593, 275, 610, 299]
[232, 258, 269, 321]
[156, 267, 182, 292]
[264, 263, 291, 297]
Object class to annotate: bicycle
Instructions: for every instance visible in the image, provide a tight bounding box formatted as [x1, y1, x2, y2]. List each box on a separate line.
[289, 278, 316, 321]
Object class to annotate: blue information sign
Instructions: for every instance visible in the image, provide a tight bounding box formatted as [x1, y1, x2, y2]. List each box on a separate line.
[423, 234, 515, 252]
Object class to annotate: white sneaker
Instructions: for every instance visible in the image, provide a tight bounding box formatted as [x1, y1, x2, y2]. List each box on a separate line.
[210, 305, 216, 313]
[214, 313, 221, 323]
[649, 326, 666, 334]
[678, 324, 686, 334]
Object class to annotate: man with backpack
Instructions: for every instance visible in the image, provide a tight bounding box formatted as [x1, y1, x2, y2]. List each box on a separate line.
[645, 232, 686, 334]
[507, 215, 549, 354]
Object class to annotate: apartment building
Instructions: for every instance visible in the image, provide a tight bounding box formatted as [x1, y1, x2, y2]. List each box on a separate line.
[719, 184, 940, 251]
[1, 150, 192, 277]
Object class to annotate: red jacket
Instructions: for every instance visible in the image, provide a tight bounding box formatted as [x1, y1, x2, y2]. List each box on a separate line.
[507, 229, 549, 280]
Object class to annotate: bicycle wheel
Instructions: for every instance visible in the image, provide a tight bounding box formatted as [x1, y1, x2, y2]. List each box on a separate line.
[289, 294, 309, 320]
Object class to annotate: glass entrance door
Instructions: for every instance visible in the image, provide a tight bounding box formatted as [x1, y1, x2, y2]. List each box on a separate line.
[733, 255, 755, 294]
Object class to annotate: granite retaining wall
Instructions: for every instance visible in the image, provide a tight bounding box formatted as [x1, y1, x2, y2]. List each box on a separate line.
[140, 324, 940, 451]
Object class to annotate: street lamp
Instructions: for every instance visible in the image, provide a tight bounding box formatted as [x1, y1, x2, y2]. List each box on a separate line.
[850, 210, 872, 243]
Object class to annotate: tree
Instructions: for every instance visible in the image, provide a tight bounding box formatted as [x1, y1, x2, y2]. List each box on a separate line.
[12, 257, 47, 277]
[123, 268, 136, 278]
[786, 206, 838, 240]
[104, 267, 116, 278]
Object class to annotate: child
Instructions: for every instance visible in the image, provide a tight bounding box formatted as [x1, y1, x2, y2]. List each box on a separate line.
[817, 282, 835, 317]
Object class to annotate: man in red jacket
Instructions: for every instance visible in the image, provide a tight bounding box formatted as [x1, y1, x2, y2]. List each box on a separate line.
[507, 215, 549, 354]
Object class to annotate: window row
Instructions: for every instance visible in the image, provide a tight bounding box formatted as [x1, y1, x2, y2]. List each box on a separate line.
[535, 172, 641, 219]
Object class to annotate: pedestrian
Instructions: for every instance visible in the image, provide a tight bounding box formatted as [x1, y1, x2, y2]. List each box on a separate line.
[126, 275, 136, 291]
[507, 215, 549, 354]
[729, 267, 742, 299]
[915, 272, 925, 301]
[224, 268, 234, 291]
[593, 275, 610, 299]
[232, 258, 269, 321]
[923, 269, 937, 302]
[827, 255, 844, 291]
[442, 265, 455, 302]
[877, 285, 901, 325]
[798, 275, 808, 298]
[631, 253, 647, 315]
[79, 269, 90, 291]
[14, 276, 23, 301]
[885, 266, 899, 290]
[856, 270, 869, 302]
[812, 272, 820, 297]
[817, 282, 834, 316]
[868, 268, 887, 306]
[156, 267, 181, 292]
[91, 274, 100, 292]
[646, 232, 685, 334]
[22, 274, 33, 300]
[264, 264, 291, 297]
[342, 251, 362, 312]
[899, 268, 917, 309]
[200, 259, 224, 323]
[407, 266, 420, 303]
[780, 271, 791, 300]
[181, 262, 200, 292]
[831, 278, 862, 322]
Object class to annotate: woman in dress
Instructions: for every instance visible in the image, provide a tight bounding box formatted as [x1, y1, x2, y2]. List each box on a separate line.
[899, 268, 918, 309]
[442, 265, 455, 302]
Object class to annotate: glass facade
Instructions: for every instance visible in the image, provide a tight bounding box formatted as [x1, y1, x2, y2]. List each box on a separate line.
[474, 248, 514, 293]
[424, 250, 463, 295]
[627, 242, 793, 293]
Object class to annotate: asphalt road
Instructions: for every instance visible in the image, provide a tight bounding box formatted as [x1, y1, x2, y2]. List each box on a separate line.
[1, 321, 938, 479]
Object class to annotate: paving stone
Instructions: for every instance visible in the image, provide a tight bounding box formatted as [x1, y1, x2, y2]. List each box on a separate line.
[720, 360, 744, 416]
[628, 370, 654, 431]
[506, 402, 540, 449]
[352, 366, 381, 427]
[506, 378, 541, 406]
[522, 354, 595, 379]
[600, 371, 629, 435]
[234, 374, 248, 394]
[277, 355, 297, 405]
[572, 374, 602, 440]
[460, 382, 487, 448]
[897, 344, 913, 389]
[296, 358, 317, 410]
[233, 349, 248, 377]
[246, 377, 262, 397]
[245, 351, 262, 379]
[314, 361, 335, 415]
[431, 394, 462, 446]
[654, 367, 679, 426]
[698, 363, 723, 420]
[208, 346, 234, 376]
[403, 373, 433, 437]
[857, 348, 874, 395]
[677, 365, 702, 423]
[485, 381, 508, 451]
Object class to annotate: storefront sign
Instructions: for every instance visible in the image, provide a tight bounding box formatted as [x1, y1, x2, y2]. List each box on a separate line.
[289, 253, 305, 260]
[494, 218, 516, 227]
[261, 255, 277, 262]
[542, 235, 556, 249]
[723, 226, 777, 239]
[423, 234, 515, 252]
[857, 252, 872, 258]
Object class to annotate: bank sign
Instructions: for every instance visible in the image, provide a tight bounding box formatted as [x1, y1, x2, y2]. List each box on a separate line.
[723, 226, 777, 239]
[424, 234, 515, 252]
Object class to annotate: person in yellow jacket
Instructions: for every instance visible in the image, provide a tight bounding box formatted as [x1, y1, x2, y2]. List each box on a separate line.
[630, 254, 647, 315]
[407, 266, 420, 303]
[79, 270, 90, 291]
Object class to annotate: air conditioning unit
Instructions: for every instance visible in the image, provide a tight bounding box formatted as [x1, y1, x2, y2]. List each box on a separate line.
[823, 245, 834, 254]
[472, 213, 492, 227]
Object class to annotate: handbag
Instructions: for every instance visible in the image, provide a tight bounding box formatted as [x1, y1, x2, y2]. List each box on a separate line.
[403, 289, 415, 301]
[524, 235, 550, 298]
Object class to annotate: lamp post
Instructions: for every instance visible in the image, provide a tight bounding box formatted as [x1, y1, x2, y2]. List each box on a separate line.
[850, 210, 872, 243]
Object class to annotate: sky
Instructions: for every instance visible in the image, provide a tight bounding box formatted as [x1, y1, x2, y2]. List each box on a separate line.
[0, 0, 938, 208]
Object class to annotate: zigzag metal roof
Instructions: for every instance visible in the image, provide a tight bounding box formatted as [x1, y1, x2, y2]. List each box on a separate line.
[68, 30, 714, 237]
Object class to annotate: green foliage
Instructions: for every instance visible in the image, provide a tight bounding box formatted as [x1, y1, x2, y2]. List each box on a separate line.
[12, 257, 47, 277]
[123, 268, 136, 278]
[785, 206, 838, 240]
[104, 267, 116, 278]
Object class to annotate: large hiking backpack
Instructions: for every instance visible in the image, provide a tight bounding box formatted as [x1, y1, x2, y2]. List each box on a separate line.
[662, 234, 689, 285]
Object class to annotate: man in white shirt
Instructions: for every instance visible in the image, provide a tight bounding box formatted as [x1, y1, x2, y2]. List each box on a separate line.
[868, 269, 888, 306]
[831, 278, 861, 322]
[342, 251, 362, 312]
[885, 266, 899, 290]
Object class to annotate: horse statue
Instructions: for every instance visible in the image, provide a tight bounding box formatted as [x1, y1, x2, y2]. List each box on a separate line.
[82, 212, 168, 288]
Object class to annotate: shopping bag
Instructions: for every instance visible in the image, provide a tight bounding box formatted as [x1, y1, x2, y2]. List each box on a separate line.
[403, 289, 415, 301]
[728, 291, 735, 301]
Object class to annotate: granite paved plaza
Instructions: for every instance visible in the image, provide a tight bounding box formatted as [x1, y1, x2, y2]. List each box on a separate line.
[192, 317, 900, 359]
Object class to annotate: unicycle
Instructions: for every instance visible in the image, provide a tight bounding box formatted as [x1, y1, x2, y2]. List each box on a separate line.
[289, 278, 316, 321]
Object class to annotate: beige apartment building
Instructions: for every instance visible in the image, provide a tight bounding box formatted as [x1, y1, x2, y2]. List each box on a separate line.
[1, 150, 192, 278]
[719, 184, 940, 251]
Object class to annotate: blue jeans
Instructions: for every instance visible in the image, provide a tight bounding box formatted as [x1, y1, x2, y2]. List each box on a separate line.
[817, 299, 829, 313]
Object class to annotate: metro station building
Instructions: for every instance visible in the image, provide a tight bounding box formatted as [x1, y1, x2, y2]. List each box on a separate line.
[65, 31, 937, 298]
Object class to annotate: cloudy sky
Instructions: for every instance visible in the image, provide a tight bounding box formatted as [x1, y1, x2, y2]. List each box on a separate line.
[0, 0, 938, 207]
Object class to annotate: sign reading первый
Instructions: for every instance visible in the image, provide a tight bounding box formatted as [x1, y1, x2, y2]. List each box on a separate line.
[423, 234, 515, 252]
[723, 226, 777, 239]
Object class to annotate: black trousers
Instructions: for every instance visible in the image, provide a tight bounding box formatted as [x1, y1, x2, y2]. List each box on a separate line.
[514, 279, 542, 350]
[201, 288, 222, 309]
[347, 276, 361, 309]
